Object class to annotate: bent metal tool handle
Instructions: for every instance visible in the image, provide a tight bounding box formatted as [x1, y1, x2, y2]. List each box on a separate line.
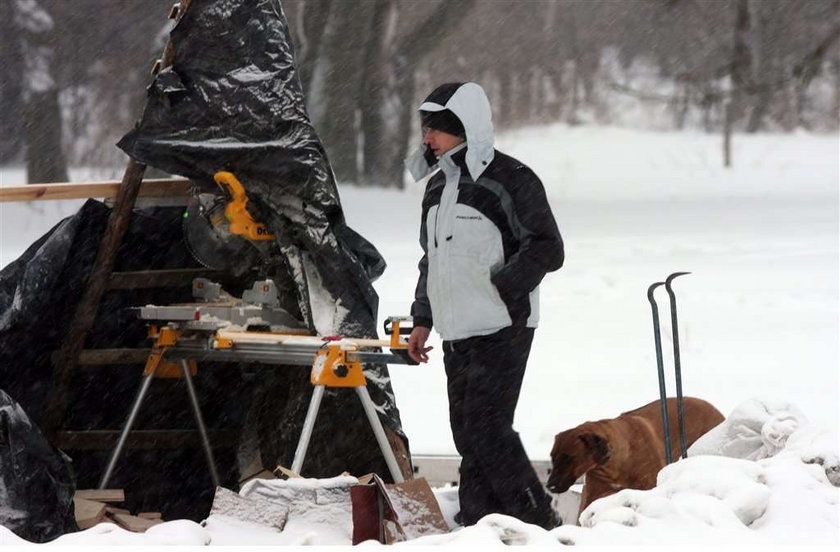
[665, 271, 691, 459]
[647, 281, 672, 465]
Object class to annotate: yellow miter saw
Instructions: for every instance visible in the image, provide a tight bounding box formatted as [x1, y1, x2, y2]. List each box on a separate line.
[183, 171, 276, 272]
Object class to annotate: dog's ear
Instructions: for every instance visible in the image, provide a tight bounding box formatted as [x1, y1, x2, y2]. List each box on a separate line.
[578, 432, 611, 465]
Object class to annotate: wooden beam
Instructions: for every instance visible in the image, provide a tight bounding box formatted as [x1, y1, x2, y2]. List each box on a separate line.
[0, 178, 190, 203]
[74, 497, 107, 530]
[75, 489, 126, 503]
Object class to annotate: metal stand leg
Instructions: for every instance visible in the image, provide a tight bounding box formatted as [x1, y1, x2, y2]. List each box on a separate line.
[181, 360, 220, 488]
[356, 386, 404, 483]
[292, 384, 325, 475]
[99, 373, 155, 489]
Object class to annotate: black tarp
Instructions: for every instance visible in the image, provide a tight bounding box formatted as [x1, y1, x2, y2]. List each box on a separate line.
[0, 201, 248, 521]
[117, 0, 407, 471]
[0, 389, 77, 543]
[0, 0, 409, 523]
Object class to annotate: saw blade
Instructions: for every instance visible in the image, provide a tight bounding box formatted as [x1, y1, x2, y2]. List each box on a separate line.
[183, 193, 262, 272]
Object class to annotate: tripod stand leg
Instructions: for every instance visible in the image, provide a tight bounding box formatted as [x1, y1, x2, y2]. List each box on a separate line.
[355, 386, 404, 483]
[99, 372, 155, 489]
[181, 360, 220, 487]
[292, 384, 325, 475]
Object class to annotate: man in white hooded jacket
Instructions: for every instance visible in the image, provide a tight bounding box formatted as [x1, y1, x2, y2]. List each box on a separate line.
[405, 82, 564, 529]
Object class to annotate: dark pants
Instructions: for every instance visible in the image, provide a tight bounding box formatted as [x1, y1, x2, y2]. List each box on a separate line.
[444, 325, 554, 527]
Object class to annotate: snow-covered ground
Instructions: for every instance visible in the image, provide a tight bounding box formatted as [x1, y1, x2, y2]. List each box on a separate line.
[1, 125, 838, 546]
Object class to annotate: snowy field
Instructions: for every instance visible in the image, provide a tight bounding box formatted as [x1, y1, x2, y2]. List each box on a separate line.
[1, 125, 838, 546]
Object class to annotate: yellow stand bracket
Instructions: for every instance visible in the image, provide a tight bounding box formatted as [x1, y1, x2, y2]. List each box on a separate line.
[312, 343, 366, 387]
[144, 326, 197, 378]
[388, 319, 405, 349]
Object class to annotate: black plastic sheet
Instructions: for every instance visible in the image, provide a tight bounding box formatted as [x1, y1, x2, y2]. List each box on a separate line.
[116, 0, 407, 471]
[0, 199, 404, 522]
[0, 389, 77, 543]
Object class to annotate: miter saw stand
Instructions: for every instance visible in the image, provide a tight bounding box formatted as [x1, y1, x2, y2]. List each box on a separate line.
[98, 278, 415, 489]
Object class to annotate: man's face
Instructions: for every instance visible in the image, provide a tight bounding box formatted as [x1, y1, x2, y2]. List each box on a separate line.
[422, 127, 465, 157]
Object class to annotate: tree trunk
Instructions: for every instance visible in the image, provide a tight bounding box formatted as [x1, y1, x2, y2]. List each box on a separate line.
[745, 0, 770, 133]
[723, 98, 733, 168]
[0, 0, 25, 163]
[359, 0, 399, 188]
[315, 3, 373, 184]
[364, 0, 478, 189]
[730, 0, 752, 128]
[294, 0, 332, 99]
[498, 73, 513, 128]
[724, 0, 753, 167]
[563, 3, 581, 126]
[25, 89, 68, 184]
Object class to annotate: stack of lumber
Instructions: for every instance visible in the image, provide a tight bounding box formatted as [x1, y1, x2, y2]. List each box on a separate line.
[73, 489, 163, 532]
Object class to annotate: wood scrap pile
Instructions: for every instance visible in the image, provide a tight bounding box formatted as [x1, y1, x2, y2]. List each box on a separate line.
[73, 489, 163, 532]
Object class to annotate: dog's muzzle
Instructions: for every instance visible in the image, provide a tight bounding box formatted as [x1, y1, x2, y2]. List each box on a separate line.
[546, 472, 576, 494]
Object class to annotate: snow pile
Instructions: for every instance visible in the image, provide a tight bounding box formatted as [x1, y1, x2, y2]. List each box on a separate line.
[231, 476, 358, 545]
[688, 398, 809, 461]
[563, 426, 839, 546]
[689, 398, 840, 488]
[570, 402, 840, 546]
[0, 519, 210, 546]
[399, 400, 838, 547]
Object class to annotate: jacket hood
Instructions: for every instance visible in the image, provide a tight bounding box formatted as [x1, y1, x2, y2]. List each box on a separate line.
[405, 82, 495, 182]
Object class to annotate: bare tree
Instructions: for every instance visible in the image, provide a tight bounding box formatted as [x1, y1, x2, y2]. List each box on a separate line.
[14, 0, 68, 183]
[0, 0, 25, 163]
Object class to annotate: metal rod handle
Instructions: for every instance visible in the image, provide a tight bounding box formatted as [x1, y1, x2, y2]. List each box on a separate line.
[665, 272, 691, 459]
[648, 282, 672, 465]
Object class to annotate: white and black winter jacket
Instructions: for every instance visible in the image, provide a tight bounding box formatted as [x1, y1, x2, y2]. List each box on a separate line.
[406, 83, 564, 341]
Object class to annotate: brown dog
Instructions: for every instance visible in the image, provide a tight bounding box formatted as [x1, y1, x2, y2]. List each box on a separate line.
[546, 397, 724, 518]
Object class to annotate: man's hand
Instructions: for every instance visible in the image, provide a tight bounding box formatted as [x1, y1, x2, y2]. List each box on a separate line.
[408, 326, 433, 363]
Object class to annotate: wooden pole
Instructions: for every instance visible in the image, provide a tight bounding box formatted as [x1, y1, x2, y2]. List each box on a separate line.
[43, 0, 191, 437]
[44, 158, 148, 436]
